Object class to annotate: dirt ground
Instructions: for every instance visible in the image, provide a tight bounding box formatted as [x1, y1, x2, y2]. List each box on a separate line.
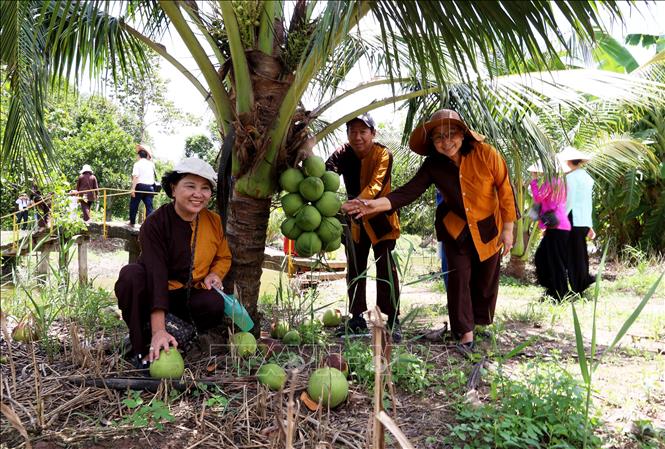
[1, 238, 663, 449]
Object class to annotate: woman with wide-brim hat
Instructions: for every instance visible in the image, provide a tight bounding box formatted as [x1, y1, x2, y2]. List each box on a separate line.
[527, 161, 571, 300]
[344, 109, 519, 353]
[115, 157, 232, 369]
[557, 146, 595, 294]
[75, 164, 98, 222]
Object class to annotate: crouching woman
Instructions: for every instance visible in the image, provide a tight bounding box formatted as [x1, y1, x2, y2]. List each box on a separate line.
[115, 157, 231, 367]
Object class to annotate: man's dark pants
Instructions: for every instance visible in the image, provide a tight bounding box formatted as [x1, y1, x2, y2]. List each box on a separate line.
[345, 225, 400, 322]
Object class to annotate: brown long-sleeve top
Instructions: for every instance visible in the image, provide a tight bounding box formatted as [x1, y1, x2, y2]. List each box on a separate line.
[138, 202, 232, 311]
[76, 172, 98, 202]
[387, 141, 519, 261]
[325, 142, 400, 244]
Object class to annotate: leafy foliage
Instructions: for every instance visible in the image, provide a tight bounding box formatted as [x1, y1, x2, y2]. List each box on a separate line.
[591, 108, 665, 253]
[446, 362, 600, 449]
[48, 91, 136, 219]
[119, 391, 174, 430]
[184, 134, 217, 166]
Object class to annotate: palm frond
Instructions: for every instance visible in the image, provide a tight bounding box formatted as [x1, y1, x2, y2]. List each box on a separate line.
[1, 0, 53, 178]
[313, 34, 380, 102]
[369, 1, 622, 89]
[43, 1, 150, 86]
[125, 0, 170, 39]
[585, 135, 658, 184]
[641, 189, 665, 250]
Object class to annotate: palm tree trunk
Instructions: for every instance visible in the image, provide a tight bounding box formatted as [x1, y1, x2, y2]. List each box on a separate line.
[223, 189, 271, 336]
[504, 255, 527, 280]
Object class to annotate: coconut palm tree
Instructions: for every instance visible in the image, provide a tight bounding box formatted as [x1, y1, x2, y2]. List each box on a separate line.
[2, 0, 659, 321]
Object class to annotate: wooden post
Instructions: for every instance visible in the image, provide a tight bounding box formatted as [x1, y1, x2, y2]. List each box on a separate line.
[12, 214, 17, 250]
[371, 306, 385, 449]
[102, 189, 108, 239]
[78, 238, 88, 284]
[125, 237, 140, 264]
[37, 243, 51, 276]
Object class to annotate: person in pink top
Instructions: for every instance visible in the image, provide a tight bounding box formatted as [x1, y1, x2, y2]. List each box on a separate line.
[529, 162, 571, 301]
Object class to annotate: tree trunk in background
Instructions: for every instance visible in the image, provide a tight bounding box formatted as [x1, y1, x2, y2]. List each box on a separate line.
[223, 190, 271, 337]
[105, 196, 113, 221]
[504, 255, 527, 280]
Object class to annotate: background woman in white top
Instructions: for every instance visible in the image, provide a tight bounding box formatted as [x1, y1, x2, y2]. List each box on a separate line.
[558, 146, 595, 294]
[129, 144, 156, 226]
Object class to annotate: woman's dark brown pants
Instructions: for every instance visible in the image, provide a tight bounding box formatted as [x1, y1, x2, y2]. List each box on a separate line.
[115, 263, 226, 357]
[444, 237, 501, 338]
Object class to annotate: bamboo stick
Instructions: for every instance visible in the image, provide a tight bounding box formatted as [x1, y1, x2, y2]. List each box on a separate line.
[371, 306, 385, 449]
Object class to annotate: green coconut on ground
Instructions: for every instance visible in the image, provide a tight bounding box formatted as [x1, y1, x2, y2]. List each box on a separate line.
[307, 367, 349, 408]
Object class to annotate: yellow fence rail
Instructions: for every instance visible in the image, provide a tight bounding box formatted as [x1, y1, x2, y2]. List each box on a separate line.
[2, 187, 159, 249]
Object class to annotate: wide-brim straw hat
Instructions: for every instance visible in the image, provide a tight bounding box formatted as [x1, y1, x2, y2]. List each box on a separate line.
[408, 109, 485, 155]
[79, 164, 93, 174]
[557, 146, 592, 162]
[135, 144, 153, 159]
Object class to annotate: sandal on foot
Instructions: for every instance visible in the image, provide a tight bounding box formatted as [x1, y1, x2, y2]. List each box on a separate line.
[455, 341, 475, 357]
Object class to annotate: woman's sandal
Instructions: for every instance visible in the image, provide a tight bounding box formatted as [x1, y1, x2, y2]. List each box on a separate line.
[128, 354, 150, 377]
[455, 341, 475, 358]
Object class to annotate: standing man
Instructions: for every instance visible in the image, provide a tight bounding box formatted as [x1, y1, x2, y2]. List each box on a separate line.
[325, 113, 402, 341]
[129, 145, 156, 227]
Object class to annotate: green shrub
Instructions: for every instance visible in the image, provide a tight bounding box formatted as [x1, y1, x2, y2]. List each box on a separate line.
[390, 347, 432, 393]
[446, 361, 601, 449]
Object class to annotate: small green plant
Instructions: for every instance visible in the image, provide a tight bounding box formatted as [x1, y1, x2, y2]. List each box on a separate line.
[196, 384, 231, 411]
[438, 368, 467, 394]
[446, 361, 600, 448]
[119, 390, 175, 430]
[571, 244, 663, 448]
[68, 283, 122, 338]
[298, 319, 325, 345]
[342, 340, 375, 387]
[390, 347, 432, 393]
[20, 285, 64, 357]
[268, 267, 336, 331]
[501, 301, 547, 327]
[628, 419, 665, 448]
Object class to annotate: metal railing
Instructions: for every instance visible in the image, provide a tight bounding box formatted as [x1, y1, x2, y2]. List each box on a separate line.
[1, 187, 159, 249]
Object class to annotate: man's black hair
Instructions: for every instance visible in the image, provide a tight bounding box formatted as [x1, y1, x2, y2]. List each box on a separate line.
[138, 149, 149, 159]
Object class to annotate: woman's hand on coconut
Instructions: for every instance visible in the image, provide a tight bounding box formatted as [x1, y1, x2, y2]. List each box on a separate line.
[149, 329, 178, 362]
[203, 272, 222, 290]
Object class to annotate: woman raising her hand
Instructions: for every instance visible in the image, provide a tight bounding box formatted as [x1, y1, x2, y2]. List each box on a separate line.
[344, 109, 518, 353]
